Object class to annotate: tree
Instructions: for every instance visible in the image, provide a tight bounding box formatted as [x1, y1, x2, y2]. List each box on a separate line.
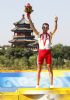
[62, 46, 70, 60]
[52, 44, 63, 59]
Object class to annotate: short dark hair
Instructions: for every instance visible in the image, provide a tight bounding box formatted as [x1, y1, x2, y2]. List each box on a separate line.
[42, 23, 49, 29]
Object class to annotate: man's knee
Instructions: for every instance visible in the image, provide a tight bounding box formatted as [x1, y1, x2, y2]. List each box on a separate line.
[37, 65, 42, 72]
[47, 64, 52, 72]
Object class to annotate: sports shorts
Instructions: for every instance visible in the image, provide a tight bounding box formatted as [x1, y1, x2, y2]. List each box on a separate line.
[37, 49, 52, 65]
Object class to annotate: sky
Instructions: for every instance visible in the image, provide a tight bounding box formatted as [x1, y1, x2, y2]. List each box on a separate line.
[0, 0, 70, 46]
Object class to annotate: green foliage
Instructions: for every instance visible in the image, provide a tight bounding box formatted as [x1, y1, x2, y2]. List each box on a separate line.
[0, 47, 5, 55]
[29, 54, 37, 69]
[12, 57, 29, 70]
[52, 58, 64, 69]
[63, 60, 70, 69]
[62, 46, 70, 60]
[0, 44, 70, 70]
[52, 44, 63, 59]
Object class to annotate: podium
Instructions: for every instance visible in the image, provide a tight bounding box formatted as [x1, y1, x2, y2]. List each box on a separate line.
[0, 88, 70, 100]
[0, 70, 70, 100]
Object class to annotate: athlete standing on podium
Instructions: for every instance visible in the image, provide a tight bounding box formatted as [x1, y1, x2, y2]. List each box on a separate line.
[25, 3, 58, 88]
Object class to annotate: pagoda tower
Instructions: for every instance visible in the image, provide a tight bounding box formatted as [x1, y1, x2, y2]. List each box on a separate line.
[9, 14, 37, 49]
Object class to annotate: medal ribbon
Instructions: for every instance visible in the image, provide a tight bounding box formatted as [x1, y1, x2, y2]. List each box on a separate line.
[42, 33, 47, 46]
[40, 33, 50, 46]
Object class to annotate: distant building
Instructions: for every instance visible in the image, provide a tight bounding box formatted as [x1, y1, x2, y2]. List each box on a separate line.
[9, 14, 38, 50]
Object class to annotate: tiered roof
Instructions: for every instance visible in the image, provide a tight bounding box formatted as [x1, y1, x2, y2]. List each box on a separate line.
[9, 14, 37, 48]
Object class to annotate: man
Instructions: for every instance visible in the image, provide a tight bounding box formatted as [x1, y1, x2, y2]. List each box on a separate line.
[27, 14, 58, 88]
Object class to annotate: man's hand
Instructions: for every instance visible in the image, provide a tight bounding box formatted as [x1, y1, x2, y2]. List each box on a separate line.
[54, 16, 58, 22]
[51, 16, 58, 36]
[27, 13, 30, 19]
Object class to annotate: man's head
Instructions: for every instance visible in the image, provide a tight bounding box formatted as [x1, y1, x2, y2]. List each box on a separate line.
[42, 23, 49, 32]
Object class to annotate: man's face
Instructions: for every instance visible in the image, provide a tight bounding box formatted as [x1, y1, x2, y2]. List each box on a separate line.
[42, 24, 49, 32]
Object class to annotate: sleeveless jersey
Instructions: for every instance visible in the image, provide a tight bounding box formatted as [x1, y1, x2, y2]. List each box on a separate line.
[38, 33, 51, 50]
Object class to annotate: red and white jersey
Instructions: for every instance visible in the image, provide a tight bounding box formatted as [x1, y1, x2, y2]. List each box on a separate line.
[38, 33, 51, 50]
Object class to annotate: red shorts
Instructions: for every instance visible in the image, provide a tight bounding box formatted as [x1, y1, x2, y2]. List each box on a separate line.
[37, 49, 52, 65]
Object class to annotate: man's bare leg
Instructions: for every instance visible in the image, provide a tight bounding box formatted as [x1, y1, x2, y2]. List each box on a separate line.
[36, 65, 42, 87]
[47, 64, 53, 87]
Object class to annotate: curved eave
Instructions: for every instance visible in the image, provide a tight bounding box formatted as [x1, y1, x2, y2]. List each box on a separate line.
[9, 39, 36, 43]
[13, 18, 29, 25]
[13, 35, 35, 39]
[11, 28, 33, 32]
[13, 22, 29, 26]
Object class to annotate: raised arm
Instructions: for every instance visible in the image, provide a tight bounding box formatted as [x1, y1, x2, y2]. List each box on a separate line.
[27, 14, 39, 35]
[51, 16, 58, 36]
